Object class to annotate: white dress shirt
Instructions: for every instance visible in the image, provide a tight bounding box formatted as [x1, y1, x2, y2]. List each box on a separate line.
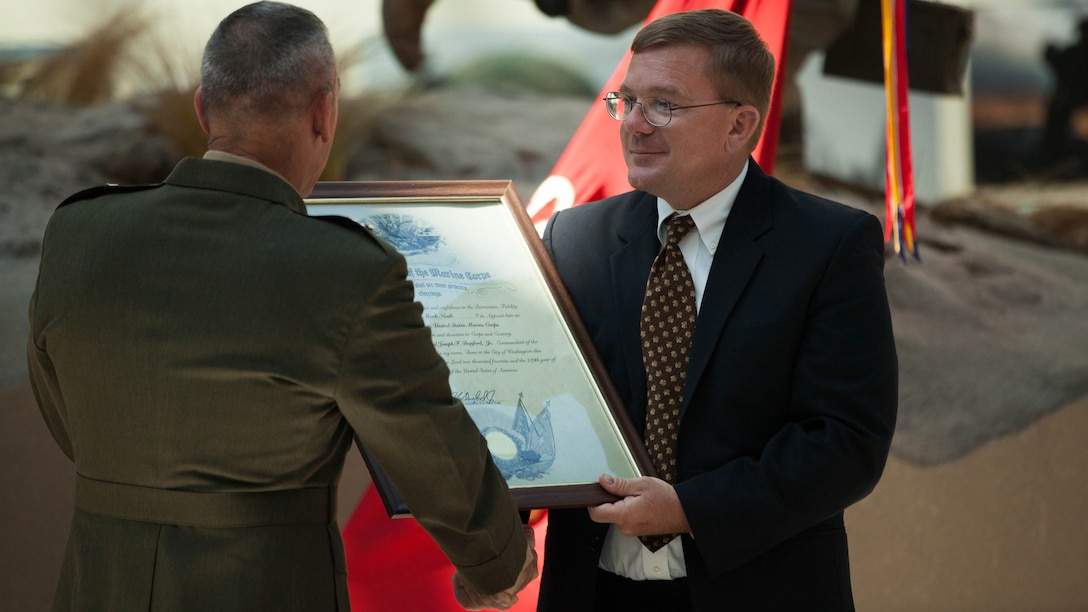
[598, 161, 748, 580]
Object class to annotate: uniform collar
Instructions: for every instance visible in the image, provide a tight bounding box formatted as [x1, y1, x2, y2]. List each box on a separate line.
[165, 156, 307, 215]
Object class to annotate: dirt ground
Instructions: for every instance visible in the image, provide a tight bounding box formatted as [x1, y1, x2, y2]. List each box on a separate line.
[848, 395, 1088, 612]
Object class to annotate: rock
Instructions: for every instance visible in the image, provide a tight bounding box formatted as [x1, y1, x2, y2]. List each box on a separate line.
[344, 85, 591, 200]
[0, 96, 177, 258]
[932, 192, 1088, 254]
[770, 173, 1088, 465]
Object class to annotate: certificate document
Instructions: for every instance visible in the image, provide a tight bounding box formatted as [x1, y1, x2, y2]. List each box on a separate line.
[308, 181, 652, 514]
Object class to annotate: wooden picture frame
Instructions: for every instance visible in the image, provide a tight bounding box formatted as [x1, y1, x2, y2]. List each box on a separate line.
[307, 180, 654, 517]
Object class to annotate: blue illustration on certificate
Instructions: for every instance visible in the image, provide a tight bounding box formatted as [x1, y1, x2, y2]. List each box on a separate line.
[360, 212, 444, 256]
[468, 393, 609, 486]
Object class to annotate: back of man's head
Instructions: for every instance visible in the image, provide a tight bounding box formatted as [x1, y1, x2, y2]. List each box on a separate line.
[200, 1, 335, 121]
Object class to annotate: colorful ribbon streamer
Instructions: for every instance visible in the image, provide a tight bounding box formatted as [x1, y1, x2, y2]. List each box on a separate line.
[882, 0, 919, 260]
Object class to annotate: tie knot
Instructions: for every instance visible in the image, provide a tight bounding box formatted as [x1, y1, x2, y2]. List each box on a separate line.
[665, 214, 696, 246]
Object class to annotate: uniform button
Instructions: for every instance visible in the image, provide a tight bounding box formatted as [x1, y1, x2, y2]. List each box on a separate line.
[652, 566, 662, 575]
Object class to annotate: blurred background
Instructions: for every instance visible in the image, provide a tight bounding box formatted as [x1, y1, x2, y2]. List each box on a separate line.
[2, 1, 1086, 610]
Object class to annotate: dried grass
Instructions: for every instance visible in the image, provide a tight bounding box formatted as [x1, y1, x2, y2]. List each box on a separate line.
[322, 39, 397, 181]
[0, 7, 388, 180]
[11, 7, 148, 105]
[127, 27, 204, 160]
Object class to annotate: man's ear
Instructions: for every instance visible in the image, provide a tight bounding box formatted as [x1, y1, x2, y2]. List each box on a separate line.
[312, 90, 336, 144]
[727, 105, 761, 152]
[194, 87, 210, 135]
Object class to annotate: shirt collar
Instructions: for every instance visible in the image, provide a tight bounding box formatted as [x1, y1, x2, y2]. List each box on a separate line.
[202, 150, 293, 188]
[655, 159, 748, 254]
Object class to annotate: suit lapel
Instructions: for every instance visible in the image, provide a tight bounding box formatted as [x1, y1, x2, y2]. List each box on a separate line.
[609, 193, 660, 428]
[683, 165, 773, 417]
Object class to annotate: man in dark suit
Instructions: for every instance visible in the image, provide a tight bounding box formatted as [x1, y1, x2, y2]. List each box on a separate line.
[538, 9, 897, 611]
[27, 2, 535, 610]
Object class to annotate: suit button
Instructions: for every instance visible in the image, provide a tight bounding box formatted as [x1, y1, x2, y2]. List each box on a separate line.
[590, 537, 601, 552]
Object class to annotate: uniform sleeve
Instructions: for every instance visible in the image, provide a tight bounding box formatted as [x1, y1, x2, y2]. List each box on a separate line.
[333, 249, 527, 594]
[26, 232, 75, 462]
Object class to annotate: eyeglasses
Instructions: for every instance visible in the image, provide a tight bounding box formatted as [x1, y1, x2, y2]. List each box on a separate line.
[603, 91, 740, 127]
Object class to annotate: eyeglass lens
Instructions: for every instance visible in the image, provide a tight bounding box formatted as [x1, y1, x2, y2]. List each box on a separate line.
[605, 94, 674, 126]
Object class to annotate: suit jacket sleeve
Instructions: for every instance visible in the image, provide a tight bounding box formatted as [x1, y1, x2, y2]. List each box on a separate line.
[332, 246, 526, 595]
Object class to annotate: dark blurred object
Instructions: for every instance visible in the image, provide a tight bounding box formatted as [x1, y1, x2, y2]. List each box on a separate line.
[382, 0, 433, 71]
[532, 0, 657, 33]
[382, 0, 656, 71]
[1040, 18, 1088, 162]
[822, 0, 974, 95]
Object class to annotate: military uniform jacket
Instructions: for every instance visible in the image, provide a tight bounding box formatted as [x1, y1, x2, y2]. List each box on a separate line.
[27, 157, 524, 611]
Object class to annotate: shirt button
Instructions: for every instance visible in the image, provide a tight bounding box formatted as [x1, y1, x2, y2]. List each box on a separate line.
[652, 566, 662, 575]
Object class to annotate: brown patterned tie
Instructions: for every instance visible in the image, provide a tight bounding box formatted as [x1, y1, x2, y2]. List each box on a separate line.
[639, 213, 697, 552]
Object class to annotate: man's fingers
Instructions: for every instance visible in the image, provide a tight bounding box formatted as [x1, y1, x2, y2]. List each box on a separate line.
[452, 571, 517, 610]
[587, 500, 620, 524]
[598, 473, 628, 495]
[487, 593, 517, 609]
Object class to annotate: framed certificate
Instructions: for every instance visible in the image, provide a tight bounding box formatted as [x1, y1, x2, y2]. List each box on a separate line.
[307, 180, 654, 517]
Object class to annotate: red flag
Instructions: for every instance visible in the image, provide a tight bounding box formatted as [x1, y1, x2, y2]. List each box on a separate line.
[344, 3, 794, 610]
[527, 0, 794, 230]
[343, 487, 546, 611]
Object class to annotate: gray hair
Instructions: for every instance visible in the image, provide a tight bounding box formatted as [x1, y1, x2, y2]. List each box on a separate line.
[632, 9, 775, 138]
[200, 1, 335, 116]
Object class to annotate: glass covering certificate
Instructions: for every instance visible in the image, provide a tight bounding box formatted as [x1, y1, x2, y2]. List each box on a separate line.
[307, 181, 652, 515]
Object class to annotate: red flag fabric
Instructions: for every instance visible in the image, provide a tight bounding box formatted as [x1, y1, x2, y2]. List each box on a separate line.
[343, 487, 546, 611]
[527, 0, 794, 230]
[343, 3, 793, 610]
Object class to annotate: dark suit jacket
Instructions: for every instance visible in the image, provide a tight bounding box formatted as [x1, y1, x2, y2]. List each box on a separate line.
[27, 157, 524, 611]
[539, 161, 898, 611]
